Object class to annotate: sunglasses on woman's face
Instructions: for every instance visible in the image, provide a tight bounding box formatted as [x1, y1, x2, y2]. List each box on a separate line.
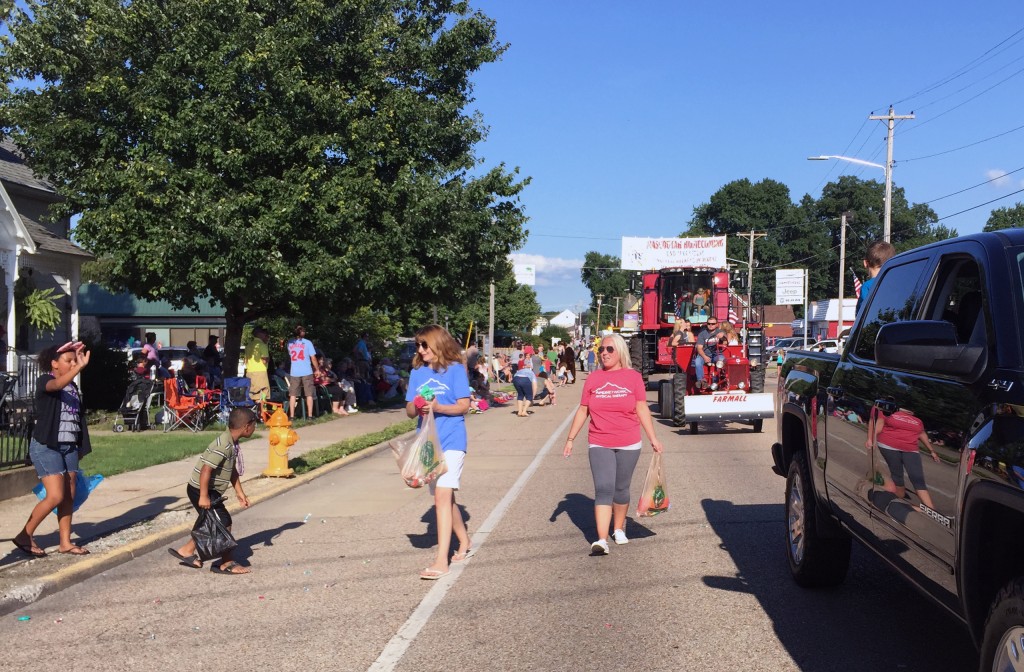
[598, 346, 616, 354]
[416, 342, 430, 350]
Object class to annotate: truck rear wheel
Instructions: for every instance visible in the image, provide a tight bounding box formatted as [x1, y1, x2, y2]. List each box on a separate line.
[629, 337, 647, 383]
[980, 577, 1024, 672]
[658, 379, 674, 419]
[786, 451, 851, 588]
[750, 367, 765, 394]
[671, 372, 687, 427]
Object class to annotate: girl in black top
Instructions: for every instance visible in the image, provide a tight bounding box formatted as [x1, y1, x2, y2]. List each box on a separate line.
[13, 342, 92, 557]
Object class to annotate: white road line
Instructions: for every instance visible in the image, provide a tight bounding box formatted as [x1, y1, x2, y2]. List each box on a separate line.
[367, 408, 576, 672]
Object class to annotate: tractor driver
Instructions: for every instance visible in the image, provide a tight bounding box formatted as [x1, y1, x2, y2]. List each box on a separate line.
[694, 317, 725, 389]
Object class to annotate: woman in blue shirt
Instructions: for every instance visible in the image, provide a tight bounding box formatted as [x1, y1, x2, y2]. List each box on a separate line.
[405, 325, 471, 580]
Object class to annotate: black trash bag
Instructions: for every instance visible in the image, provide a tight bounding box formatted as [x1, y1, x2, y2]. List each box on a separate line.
[191, 503, 237, 562]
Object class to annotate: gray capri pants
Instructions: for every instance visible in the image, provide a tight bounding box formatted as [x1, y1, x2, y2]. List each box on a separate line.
[588, 446, 641, 506]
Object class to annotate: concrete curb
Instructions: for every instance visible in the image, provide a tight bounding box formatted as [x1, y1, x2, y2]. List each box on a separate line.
[0, 435, 404, 616]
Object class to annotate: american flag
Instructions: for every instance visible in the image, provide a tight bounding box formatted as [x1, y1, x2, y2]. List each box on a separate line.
[728, 306, 740, 323]
[850, 267, 862, 298]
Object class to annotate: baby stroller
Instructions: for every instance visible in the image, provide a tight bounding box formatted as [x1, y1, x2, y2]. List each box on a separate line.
[114, 378, 158, 432]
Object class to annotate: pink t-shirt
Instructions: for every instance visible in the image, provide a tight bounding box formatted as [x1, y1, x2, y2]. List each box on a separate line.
[581, 368, 646, 448]
[877, 410, 924, 452]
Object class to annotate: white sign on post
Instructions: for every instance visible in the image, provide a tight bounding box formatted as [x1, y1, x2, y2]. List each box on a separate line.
[513, 263, 536, 286]
[776, 269, 805, 305]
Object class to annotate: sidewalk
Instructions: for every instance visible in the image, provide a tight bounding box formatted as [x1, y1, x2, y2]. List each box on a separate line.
[0, 404, 412, 611]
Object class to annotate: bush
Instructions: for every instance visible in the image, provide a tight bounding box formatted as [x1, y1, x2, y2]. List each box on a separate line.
[81, 338, 131, 411]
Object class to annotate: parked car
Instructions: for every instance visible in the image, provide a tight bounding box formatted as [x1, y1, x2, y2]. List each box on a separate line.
[766, 336, 803, 359]
[809, 339, 840, 354]
[396, 338, 417, 371]
[771, 230, 1024, 670]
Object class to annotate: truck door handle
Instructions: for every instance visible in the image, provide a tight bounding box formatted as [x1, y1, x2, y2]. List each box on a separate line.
[826, 386, 843, 397]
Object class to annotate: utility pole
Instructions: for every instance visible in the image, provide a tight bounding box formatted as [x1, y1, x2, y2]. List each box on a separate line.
[486, 281, 495, 363]
[613, 297, 621, 327]
[838, 212, 850, 340]
[595, 294, 604, 335]
[736, 230, 767, 328]
[869, 106, 914, 244]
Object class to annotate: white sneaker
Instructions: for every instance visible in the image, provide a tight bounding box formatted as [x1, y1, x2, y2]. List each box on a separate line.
[612, 529, 629, 545]
[590, 539, 610, 555]
[346, 406, 359, 414]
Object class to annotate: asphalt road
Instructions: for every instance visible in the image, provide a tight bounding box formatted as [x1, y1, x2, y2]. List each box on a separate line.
[0, 374, 977, 671]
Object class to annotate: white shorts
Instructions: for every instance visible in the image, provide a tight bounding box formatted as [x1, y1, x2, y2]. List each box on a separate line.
[430, 449, 466, 491]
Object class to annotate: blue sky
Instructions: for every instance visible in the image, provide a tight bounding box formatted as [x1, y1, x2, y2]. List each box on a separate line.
[467, 2, 1024, 311]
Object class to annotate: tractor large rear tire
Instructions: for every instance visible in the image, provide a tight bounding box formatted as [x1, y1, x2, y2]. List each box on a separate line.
[629, 336, 647, 384]
[750, 367, 766, 394]
[672, 372, 687, 427]
[659, 380, 674, 419]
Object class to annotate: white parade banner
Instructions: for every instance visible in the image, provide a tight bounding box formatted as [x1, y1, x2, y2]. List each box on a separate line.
[620, 236, 727, 270]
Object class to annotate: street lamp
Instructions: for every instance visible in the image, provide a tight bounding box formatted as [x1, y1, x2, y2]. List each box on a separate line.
[808, 155, 891, 243]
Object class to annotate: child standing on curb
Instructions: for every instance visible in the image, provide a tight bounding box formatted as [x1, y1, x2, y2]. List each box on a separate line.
[13, 341, 92, 558]
[168, 408, 256, 574]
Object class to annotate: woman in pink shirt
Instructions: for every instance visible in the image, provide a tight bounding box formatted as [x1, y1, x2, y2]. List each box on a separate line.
[563, 334, 663, 555]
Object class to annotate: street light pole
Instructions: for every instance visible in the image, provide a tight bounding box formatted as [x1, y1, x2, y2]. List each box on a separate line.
[595, 295, 604, 335]
[809, 155, 887, 241]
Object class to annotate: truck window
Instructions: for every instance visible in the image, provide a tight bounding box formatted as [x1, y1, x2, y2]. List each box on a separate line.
[851, 259, 928, 360]
[923, 256, 985, 345]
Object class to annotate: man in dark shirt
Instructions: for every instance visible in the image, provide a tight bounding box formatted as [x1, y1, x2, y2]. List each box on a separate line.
[693, 317, 725, 388]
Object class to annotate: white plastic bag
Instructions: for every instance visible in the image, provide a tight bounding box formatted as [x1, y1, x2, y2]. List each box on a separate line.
[389, 407, 447, 488]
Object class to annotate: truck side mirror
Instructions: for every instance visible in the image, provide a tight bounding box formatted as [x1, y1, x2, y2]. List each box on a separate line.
[875, 320, 985, 380]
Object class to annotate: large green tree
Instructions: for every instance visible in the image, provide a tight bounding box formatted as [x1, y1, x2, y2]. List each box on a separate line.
[685, 178, 813, 307]
[0, 0, 528, 374]
[580, 251, 632, 313]
[448, 263, 540, 340]
[984, 203, 1024, 232]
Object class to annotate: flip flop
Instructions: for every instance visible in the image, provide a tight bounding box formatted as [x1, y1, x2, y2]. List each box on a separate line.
[211, 562, 250, 575]
[419, 567, 449, 580]
[451, 548, 474, 563]
[58, 546, 90, 555]
[14, 541, 46, 558]
[167, 547, 202, 568]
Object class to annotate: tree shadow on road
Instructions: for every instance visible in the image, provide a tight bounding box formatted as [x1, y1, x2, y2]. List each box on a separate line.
[699, 498, 974, 671]
[549, 492, 655, 543]
[232, 521, 305, 563]
[406, 504, 472, 551]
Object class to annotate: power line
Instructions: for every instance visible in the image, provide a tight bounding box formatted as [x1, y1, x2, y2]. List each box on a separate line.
[888, 26, 1024, 107]
[922, 165, 1024, 203]
[935, 187, 1024, 223]
[902, 122, 1024, 162]
[904, 65, 1024, 135]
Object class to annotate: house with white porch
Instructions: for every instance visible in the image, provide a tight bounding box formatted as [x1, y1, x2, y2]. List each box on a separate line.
[0, 138, 93, 370]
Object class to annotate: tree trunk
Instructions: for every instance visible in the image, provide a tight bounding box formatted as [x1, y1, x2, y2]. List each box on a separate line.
[222, 298, 246, 379]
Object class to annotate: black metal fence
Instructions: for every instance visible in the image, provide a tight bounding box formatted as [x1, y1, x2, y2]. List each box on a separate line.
[0, 369, 35, 471]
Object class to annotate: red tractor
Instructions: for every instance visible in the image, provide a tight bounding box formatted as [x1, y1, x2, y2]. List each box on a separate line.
[624, 266, 773, 433]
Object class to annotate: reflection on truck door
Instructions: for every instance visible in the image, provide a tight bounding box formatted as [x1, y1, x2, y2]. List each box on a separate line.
[826, 259, 928, 541]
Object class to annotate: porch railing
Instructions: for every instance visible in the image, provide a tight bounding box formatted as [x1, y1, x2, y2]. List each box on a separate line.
[0, 371, 34, 470]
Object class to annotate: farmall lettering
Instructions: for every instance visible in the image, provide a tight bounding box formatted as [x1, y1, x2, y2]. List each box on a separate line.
[713, 394, 748, 403]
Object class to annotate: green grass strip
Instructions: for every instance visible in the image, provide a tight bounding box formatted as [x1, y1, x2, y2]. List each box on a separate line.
[84, 432, 215, 477]
[289, 418, 416, 475]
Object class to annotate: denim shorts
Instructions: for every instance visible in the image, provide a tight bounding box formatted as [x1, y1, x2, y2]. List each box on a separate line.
[29, 438, 80, 478]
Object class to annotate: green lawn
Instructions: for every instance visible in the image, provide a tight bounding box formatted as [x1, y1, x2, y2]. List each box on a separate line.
[84, 431, 217, 477]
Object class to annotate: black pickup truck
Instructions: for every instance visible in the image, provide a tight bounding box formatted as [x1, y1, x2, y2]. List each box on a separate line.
[771, 230, 1024, 671]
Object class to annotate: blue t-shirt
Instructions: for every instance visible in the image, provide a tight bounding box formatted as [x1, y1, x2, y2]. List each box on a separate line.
[287, 338, 316, 377]
[406, 363, 471, 453]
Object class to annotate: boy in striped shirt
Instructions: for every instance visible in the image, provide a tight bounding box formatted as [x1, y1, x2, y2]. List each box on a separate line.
[168, 408, 256, 574]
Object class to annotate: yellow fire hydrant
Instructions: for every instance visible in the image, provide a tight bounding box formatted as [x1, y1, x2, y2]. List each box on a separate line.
[263, 408, 297, 478]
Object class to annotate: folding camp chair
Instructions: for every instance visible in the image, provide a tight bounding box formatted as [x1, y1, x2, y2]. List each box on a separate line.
[162, 378, 208, 432]
[221, 377, 257, 416]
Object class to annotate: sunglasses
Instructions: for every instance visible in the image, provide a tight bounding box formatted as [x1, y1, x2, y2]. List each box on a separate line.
[416, 341, 430, 350]
[707, 322, 718, 327]
[598, 346, 616, 354]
